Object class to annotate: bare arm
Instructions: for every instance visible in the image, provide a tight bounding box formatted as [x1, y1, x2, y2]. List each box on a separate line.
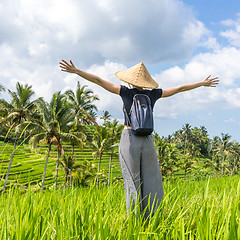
[162, 75, 219, 98]
[59, 60, 121, 95]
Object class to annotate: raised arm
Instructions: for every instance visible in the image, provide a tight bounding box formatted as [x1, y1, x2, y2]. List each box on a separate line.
[59, 60, 121, 95]
[162, 75, 219, 98]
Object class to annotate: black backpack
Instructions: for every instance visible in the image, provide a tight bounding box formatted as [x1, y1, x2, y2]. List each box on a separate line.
[125, 94, 154, 136]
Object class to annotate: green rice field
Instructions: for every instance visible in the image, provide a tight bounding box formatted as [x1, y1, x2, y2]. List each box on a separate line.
[0, 175, 240, 239]
[0, 140, 121, 189]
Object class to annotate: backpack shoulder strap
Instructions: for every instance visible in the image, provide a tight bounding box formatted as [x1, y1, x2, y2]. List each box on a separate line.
[123, 105, 131, 126]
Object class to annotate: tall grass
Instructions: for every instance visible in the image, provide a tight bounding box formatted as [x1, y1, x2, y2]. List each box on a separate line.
[0, 176, 240, 239]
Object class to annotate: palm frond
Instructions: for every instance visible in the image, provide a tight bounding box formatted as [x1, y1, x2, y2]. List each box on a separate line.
[29, 132, 47, 149]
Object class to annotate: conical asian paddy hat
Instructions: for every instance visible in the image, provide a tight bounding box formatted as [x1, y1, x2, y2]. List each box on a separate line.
[115, 62, 158, 89]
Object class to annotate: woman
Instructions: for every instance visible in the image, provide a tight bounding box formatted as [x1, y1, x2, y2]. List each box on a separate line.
[59, 60, 219, 218]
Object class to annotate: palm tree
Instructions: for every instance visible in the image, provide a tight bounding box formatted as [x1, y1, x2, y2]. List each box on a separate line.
[209, 136, 222, 177]
[71, 160, 97, 187]
[154, 133, 169, 169]
[91, 126, 113, 187]
[65, 81, 99, 127]
[67, 119, 87, 160]
[172, 124, 192, 154]
[203, 157, 221, 177]
[214, 133, 232, 176]
[104, 119, 124, 185]
[187, 142, 201, 161]
[100, 110, 111, 124]
[59, 123, 87, 188]
[178, 154, 195, 183]
[26, 92, 85, 190]
[0, 82, 38, 192]
[191, 126, 210, 157]
[0, 82, 36, 123]
[60, 154, 76, 186]
[60, 154, 97, 187]
[0, 84, 5, 94]
[182, 123, 192, 154]
[227, 141, 240, 175]
[154, 133, 178, 178]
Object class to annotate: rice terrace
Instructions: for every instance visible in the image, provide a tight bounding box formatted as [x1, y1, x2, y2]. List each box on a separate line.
[0, 81, 240, 239]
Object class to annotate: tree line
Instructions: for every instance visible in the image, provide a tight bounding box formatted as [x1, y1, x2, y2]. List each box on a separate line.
[154, 124, 240, 181]
[0, 82, 240, 192]
[0, 82, 123, 192]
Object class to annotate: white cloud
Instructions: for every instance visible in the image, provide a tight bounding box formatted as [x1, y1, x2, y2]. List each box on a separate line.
[153, 44, 240, 118]
[200, 37, 221, 50]
[224, 118, 237, 123]
[14, 0, 87, 43]
[0, 0, 209, 106]
[224, 118, 240, 127]
[224, 88, 240, 108]
[1, 1, 240, 128]
[221, 14, 240, 47]
[184, 47, 240, 87]
[182, 21, 208, 50]
[28, 43, 49, 57]
[1, 0, 208, 66]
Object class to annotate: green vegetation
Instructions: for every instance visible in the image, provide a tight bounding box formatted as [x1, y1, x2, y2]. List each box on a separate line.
[0, 84, 5, 93]
[0, 140, 121, 190]
[0, 175, 239, 239]
[154, 124, 240, 180]
[1, 81, 240, 191]
[1, 80, 240, 239]
[0, 81, 123, 191]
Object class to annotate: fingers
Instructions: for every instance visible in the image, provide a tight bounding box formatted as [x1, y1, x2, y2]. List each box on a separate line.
[59, 60, 68, 67]
[59, 59, 77, 73]
[61, 59, 68, 65]
[203, 75, 219, 87]
[59, 59, 73, 65]
[59, 59, 75, 66]
[59, 59, 70, 69]
[210, 78, 219, 83]
[211, 77, 218, 80]
[205, 75, 219, 81]
[70, 59, 75, 67]
[209, 77, 219, 87]
[206, 74, 211, 80]
[210, 78, 219, 85]
[59, 61, 68, 71]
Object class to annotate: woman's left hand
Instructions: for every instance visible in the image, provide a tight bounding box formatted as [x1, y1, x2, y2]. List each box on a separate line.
[202, 75, 219, 87]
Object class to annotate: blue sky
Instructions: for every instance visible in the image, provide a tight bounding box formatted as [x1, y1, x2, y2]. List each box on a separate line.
[183, 0, 239, 23]
[0, 0, 240, 141]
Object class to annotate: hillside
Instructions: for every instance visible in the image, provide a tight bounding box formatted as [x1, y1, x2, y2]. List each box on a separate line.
[0, 140, 122, 190]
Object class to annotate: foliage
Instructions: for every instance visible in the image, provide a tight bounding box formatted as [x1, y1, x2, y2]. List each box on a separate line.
[91, 126, 114, 186]
[71, 159, 97, 187]
[0, 82, 38, 125]
[0, 82, 40, 192]
[0, 84, 5, 93]
[1, 176, 240, 239]
[103, 118, 124, 185]
[153, 133, 179, 178]
[100, 110, 111, 124]
[1, 80, 240, 189]
[24, 92, 86, 190]
[60, 155, 97, 187]
[65, 81, 99, 127]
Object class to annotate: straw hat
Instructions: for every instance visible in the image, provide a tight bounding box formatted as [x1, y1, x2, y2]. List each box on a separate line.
[115, 62, 159, 89]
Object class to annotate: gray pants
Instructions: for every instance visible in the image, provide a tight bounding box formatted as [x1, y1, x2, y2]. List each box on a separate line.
[119, 129, 164, 218]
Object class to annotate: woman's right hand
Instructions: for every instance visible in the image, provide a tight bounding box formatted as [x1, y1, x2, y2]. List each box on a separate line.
[59, 60, 78, 74]
[59, 59, 121, 94]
